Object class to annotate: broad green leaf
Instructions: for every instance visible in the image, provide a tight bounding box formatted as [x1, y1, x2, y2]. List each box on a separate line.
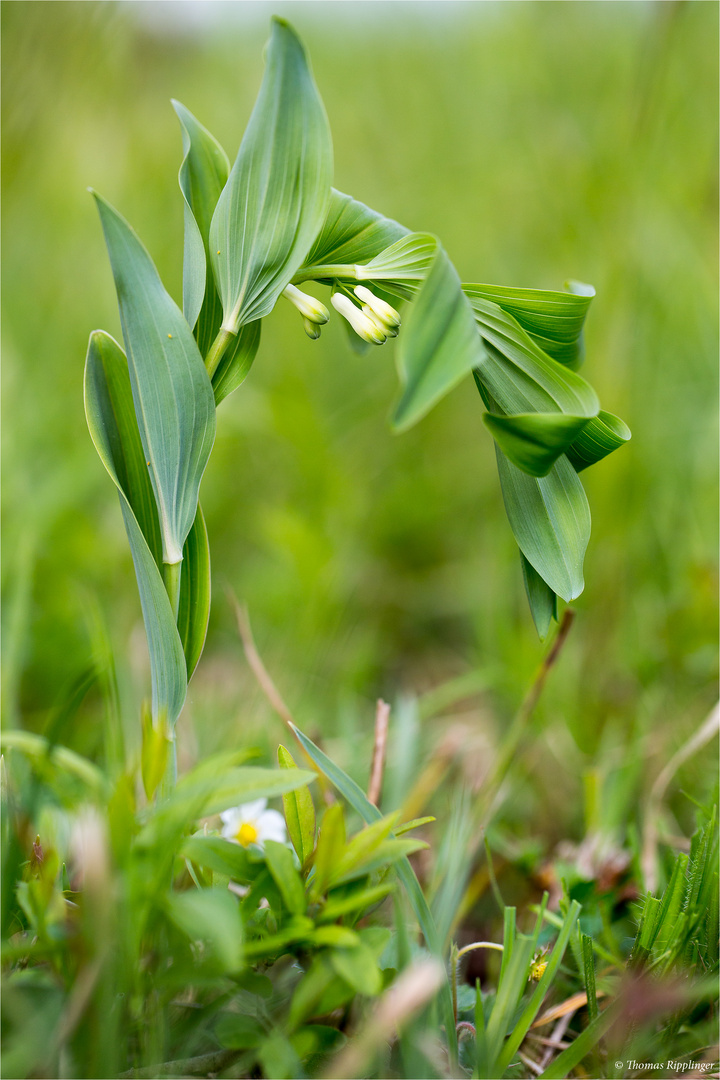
[92, 193, 216, 565]
[181, 834, 256, 882]
[356, 232, 437, 285]
[177, 503, 211, 680]
[215, 1014, 262, 1051]
[209, 18, 332, 333]
[264, 839, 306, 914]
[212, 319, 261, 406]
[520, 552, 557, 640]
[332, 837, 428, 885]
[329, 942, 381, 996]
[565, 409, 631, 472]
[496, 447, 591, 602]
[172, 99, 230, 339]
[166, 887, 242, 972]
[298, 188, 409, 277]
[319, 882, 394, 922]
[392, 245, 487, 432]
[278, 744, 316, 866]
[309, 925, 359, 948]
[290, 723, 458, 1062]
[84, 331, 187, 725]
[464, 281, 594, 369]
[483, 411, 591, 477]
[175, 766, 318, 820]
[466, 292, 599, 419]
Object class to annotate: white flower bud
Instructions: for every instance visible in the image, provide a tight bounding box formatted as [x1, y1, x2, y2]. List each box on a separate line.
[354, 285, 401, 332]
[282, 284, 329, 324]
[331, 292, 387, 345]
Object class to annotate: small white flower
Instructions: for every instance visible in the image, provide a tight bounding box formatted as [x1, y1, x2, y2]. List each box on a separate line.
[331, 292, 387, 345]
[220, 798, 287, 849]
[354, 286, 401, 335]
[282, 284, 330, 325]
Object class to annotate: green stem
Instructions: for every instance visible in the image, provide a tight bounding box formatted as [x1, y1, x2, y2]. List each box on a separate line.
[204, 327, 236, 380]
[163, 560, 182, 621]
[291, 263, 358, 284]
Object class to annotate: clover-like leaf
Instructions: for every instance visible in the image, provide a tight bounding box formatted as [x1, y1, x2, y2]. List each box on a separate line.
[210, 18, 332, 333]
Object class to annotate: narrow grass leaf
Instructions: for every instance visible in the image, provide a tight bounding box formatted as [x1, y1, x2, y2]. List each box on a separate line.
[210, 18, 332, 333]
[92, 193, 216, 565]
[496, 447, 590, 601]
[172, 99, 230, 337]
[539, 999, 622, 1079]
[393, 245, 487, 432]
[84, 331, 187, 724]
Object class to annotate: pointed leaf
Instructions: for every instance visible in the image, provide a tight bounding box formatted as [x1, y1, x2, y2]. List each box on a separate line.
[484, 411, 591, 477]
[393, 245, 487, 431]
[172, 99, 230, 347]
[84, 331, 187, 724]
[496, 447, 591, 601]
[210, 18, 332, 332]
[310, 802, 345, 902]
[212, 318, 261, 406]
[464, 281, 594, 369]
[356, 232, 437, 285]
[177, 503, 211, 680]
[521, 552, 557, 640]
[278, 744, 316, 866]
[264, 839, 307, 914]
[92, 193, 216, 564]
[299, 188, 409, 275]
[566, 409, 631, 472]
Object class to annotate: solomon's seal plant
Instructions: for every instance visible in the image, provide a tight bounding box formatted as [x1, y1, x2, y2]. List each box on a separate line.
[86, 16, 630, 766]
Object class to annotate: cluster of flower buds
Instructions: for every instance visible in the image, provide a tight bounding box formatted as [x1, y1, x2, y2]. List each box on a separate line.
[331, 286, 402, 345]
[282, 283, 330, 339]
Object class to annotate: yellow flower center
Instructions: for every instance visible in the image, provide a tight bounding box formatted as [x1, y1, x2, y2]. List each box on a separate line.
[236, 822, 258, 847]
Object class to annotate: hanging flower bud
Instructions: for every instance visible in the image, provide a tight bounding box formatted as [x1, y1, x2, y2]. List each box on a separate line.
[354, 285, 401, 336]
[282, 283, 330, 325]
[303, 318, 322, 340]
[331, 292, 387, 345]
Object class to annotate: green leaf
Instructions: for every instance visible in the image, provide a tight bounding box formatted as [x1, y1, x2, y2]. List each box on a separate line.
[177, 504, 211, 680]
[172, 99, 230, 340]
[299, 188, 409, 276]
[209, 18, 332, 333]
[278, 744, 316, 866]
[212, 319, 261, 406]
[520, 552, 557, 640]
[483, 411, 591, 477]
[392, 245, 487, 432]
[319, 882, 394, 922]
[396, 816, 435, 835]
[289, 723, 458, 1063]
[215, 1013, 262, 1050]
[166, 887, 242, 972]
[539, 999, 622, 1079]
[464, 281, 594, 369]
[181, 834, 257, 882]
[141, 703, 171, 801]
[329, 942, 382, 996]
[356, 232, 437, 285]
[264, 839, 307, 914]
[332, 838, 428, 885]
[310, 925, 360, 948]
[334, 812, 400, 879]
[565, 409, 631, 472]
[92, 193, 216, 565]
[496, 448, 591, 602]
[84, 331, 187, 724]
[310, 802, 346, 901]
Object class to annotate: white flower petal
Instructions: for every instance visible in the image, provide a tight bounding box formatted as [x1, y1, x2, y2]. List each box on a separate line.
[256, 809, 287, 845]
[236, 798, 267, 822]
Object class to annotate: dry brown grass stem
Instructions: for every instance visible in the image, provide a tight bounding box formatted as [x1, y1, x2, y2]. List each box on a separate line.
[367, 698, 390, 806]
[531, 988, 606, 1028]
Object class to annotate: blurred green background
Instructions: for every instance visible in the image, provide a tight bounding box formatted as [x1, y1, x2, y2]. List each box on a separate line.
[2, 1, 717, 841]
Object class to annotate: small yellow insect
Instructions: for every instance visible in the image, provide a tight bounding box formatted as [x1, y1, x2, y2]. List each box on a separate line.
[529, 948, 550, 982]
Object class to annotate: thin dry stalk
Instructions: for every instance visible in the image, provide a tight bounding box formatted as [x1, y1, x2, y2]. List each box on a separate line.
[367, 698, 391, 806]
[539, 1009, 576, 1069]
[532, 989, 606, 1028]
